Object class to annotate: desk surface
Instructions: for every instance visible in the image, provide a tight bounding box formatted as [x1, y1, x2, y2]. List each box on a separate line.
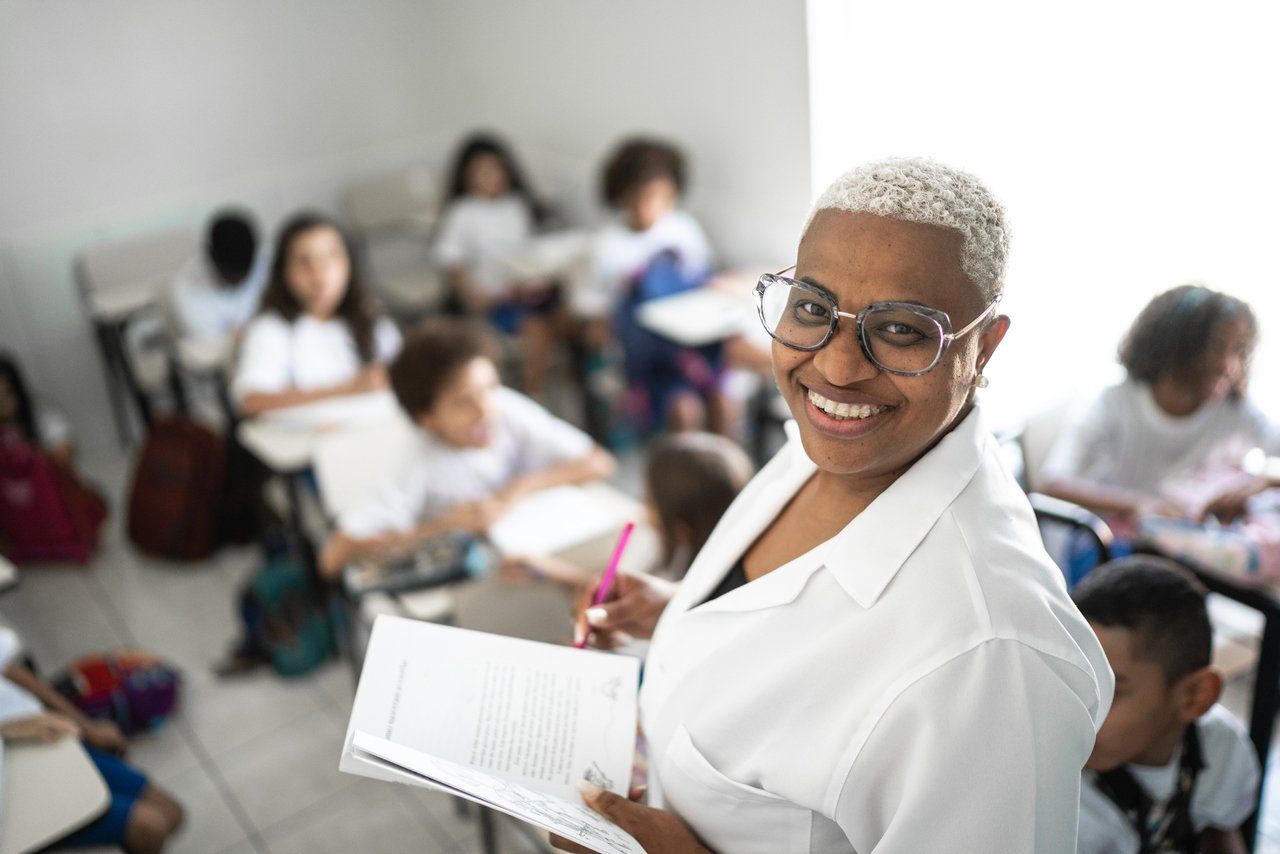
[176, 335, 232, 374]
[86, 282, 161, 323]
[635, 270, 760, 348]
[0, 738, 109, 854]
[236, 391, 401, 473]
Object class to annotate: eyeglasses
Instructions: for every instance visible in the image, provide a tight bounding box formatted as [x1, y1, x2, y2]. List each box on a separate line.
[754, 267, 1000, 377]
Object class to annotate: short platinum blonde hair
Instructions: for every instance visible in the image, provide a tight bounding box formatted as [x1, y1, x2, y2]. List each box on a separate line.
[805, 157, 1009, 300]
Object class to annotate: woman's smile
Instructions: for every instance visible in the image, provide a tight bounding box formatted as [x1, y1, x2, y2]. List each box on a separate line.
[801, 384, 896, 438]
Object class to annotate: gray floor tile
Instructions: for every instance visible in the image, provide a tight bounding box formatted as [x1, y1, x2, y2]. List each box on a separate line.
[262, 779, 455, 854]
[183, 669, 329, 758]
[123, 718, 204, 782]
[158, 763, 253, 854]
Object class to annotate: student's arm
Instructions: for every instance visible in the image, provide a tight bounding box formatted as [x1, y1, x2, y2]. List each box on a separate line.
[1038, 477, 1185, 521]
[3, 662, 127, 754]
[1201, 827, 1249, 854]
[319, 499, 500, 579]
[495, 447, 616, 506]
[238, 365, 388, 418]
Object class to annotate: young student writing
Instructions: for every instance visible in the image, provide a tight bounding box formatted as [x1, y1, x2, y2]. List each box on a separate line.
[319, 318, 614, 577]
[504, 431, 753, 593]
[435, 133, 556, 394]
[1073, 557, 1258, 854]
[0, 628, 184, 853]
[572, 137, 728, 434]
[168, 208, 268, 341]
[232, 213, 401, 417]
[1042, 285, 1278, 530]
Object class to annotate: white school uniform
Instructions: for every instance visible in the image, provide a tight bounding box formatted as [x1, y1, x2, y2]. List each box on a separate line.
[1077, 704, 1258, 853]
[169, 253, 268, 339]
[1042, 380, 1278, 494]
[434, 195, 534, 301]
[572, 210, 712, 319]
[339, 387, 595, 538]
[639, 408, 1113, 853]
[231, 312, 401, 402]
[0, 627, 44, 804]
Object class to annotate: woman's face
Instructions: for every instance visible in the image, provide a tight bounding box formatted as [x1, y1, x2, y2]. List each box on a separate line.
[465, 153, 511, 199]
[774, 210, 1008, 480]
[417, 357, 501, 449]
[284, 226, 351, 320]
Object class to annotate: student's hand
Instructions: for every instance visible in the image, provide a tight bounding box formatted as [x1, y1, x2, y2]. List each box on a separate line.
[1201, 478, 1266, 524]
[446, 498, 505, 534]
[572, 572, 677, 649]
[82, 719, 128, 756]
[348, 364, 389, 394]
[0, 712, 82, 744]
[1131, 495, 1189, 522]
[551, 782, 709, 853]
[499, 555, 539, 585]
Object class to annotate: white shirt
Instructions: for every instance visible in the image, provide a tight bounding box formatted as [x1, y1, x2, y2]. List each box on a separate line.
[639, 409, 1114, 853]
[572, 210, 712, 318]
[434, 195, 534, 300]
[0, 628, 41, 727]
[1042, 380, 1277, 494]
[169, 253, 268, 339]
[231, 312, 402, 402]
[340, 387, 595, 538]
[1077, 704, 1259, 853]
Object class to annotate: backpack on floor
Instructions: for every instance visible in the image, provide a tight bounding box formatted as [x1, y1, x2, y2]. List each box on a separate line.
[238, 533, 339, 678]
[54, 650, 180, 734]
[126, 416, 225, 560]
[0, 427, 106, 564]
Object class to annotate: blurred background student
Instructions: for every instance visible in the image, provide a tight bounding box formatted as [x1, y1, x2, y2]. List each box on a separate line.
[168, 208, 267, 342]
[232, 213, 401, 417]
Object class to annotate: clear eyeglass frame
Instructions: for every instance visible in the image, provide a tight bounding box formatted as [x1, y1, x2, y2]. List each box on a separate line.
[754, 266, 1001, 377]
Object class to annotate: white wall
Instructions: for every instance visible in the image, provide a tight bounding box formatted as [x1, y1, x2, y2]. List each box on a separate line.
[0, 0, 811, 450]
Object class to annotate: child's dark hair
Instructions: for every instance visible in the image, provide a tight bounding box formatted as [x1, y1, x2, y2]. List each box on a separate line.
[601, 138, 687, 208]
[1119, 284, 1256, 399]
[444, 132, 547, 224]
[388, 318, 500, 418]
[644, 432, 753, 573]
[258, 212, 381, 363]
[1072, 556, 1211, 684]
[206, 208, 258, 285]
[0, 352, 37, 442]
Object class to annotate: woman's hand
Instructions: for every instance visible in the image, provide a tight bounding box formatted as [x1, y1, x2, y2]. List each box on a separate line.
[572, 572, 677, 649]
[82, 719, 128, 756]
[551, 783, 710, 854]
[0, 712, 81, 744]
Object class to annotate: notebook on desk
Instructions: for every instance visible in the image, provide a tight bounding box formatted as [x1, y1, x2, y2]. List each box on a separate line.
[487, 485, 630, 558]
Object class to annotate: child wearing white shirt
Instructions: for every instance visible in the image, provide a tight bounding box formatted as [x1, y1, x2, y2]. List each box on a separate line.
[168, 209, 268, 340]
[436, 134, 556, 393]
[233, 213, 401, 417]
[319, 318, 614, 577]
[1073, 558, 1259, 853]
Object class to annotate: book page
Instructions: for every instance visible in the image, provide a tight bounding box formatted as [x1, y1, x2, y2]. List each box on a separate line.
[487, 485, 629, 558]
[340, 616, 638, 802]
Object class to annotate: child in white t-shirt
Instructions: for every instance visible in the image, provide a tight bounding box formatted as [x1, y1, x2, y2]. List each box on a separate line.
[1073, 557, 1258, 853]
[319, 318, 614, 577]
[169, 209, 268, 341]
[1043, 285, 1278, 531]
[436, 134, 556, 394]
[233, 213, 401, 417]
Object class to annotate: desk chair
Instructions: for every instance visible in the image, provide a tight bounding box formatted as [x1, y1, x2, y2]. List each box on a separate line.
[342, 164, 443, 321]
[1027, 491, 1114, 587]
[74, 227, 199, 444]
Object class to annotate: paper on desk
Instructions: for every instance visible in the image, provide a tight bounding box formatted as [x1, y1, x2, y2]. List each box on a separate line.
[635, 288, 755, 348]
[487, 485, 628, 557]
[340, 615, 639, 805]
[353, 732, 644, 854]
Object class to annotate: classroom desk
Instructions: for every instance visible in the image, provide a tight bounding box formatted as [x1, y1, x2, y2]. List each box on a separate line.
[236, 391, 402, 474]
[0, 738, 109, 854]
[635, 271, 758, 348]
[175, 334, 232, 377]
[83, 283, 164, 445]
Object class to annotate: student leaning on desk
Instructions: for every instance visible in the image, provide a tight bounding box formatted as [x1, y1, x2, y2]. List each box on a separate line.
[560, 158, 1114, 853]
[319, 318, 614, 577]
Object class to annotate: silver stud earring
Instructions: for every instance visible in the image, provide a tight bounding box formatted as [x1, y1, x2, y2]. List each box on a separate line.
[975, 374, 989, 389]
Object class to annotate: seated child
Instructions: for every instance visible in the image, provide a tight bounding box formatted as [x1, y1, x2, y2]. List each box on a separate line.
[1042, 285, 1278, 533]
[0, 628, 183, 853]
[1073, 557, 1258, 853]
[573, 137, 728, 434]
[232, 213, 401, 417]
[435, 133, 557, 394]
[1, 351, 76, 466]
[169, 208, 268, 341]
[319, 318, 614, 577]
[504, 431, 753, 590]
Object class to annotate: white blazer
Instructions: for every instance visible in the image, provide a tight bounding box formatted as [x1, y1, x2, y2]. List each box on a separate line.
[639, 407, 1114, 853]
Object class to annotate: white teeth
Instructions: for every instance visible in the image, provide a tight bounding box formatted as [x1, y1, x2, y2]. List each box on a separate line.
[807, 389, 887, 421]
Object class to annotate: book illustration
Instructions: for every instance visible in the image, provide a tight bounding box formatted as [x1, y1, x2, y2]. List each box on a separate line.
[582, 760, 615, 791]
[597, 675, 622, 702]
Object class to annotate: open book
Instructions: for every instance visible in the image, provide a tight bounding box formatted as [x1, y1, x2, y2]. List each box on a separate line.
[340, 616, 643, 854]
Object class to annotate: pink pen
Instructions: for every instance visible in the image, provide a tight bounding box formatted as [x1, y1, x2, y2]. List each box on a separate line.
[574, 521, 635, 649]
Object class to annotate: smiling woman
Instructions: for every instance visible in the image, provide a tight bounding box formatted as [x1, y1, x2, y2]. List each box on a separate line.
[564, 158, 1115, 853]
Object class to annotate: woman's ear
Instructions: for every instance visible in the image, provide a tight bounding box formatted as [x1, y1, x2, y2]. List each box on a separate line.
[976, 315, 1012, 373]
[1176, 665, 1224, 723]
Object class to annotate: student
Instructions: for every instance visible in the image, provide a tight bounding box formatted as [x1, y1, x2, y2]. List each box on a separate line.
[319, 318, 614, 577]
[0, 352, 75, 466]
[0, 628, 184, 853]
[232, 213, 401, 417]
[1073, 557, 1258, 854]
[169, 208, 268, 340]
[435, 133, 556, 393]
[573, 137, 727, 433]
[1042, 285, 1278, 529]
[505, 431, 753, 591]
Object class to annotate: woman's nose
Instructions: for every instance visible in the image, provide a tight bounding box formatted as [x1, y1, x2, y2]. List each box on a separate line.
[811, 321, 879, 387]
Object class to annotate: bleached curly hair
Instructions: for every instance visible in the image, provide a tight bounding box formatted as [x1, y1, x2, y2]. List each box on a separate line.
[805, 157, 1009, 301]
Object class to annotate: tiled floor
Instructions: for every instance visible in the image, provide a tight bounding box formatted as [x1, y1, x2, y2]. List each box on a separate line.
[6, 441, 1280, 852]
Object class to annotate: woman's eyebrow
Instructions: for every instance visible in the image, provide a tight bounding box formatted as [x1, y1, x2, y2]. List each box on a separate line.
[796, 275, 935, 311]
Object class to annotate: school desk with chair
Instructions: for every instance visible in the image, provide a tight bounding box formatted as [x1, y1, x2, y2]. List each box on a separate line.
[0, 737, 111, 854]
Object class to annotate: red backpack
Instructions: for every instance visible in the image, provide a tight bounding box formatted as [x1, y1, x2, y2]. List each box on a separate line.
[126, 416, 226, 560]
[0, 428, 105, 564]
